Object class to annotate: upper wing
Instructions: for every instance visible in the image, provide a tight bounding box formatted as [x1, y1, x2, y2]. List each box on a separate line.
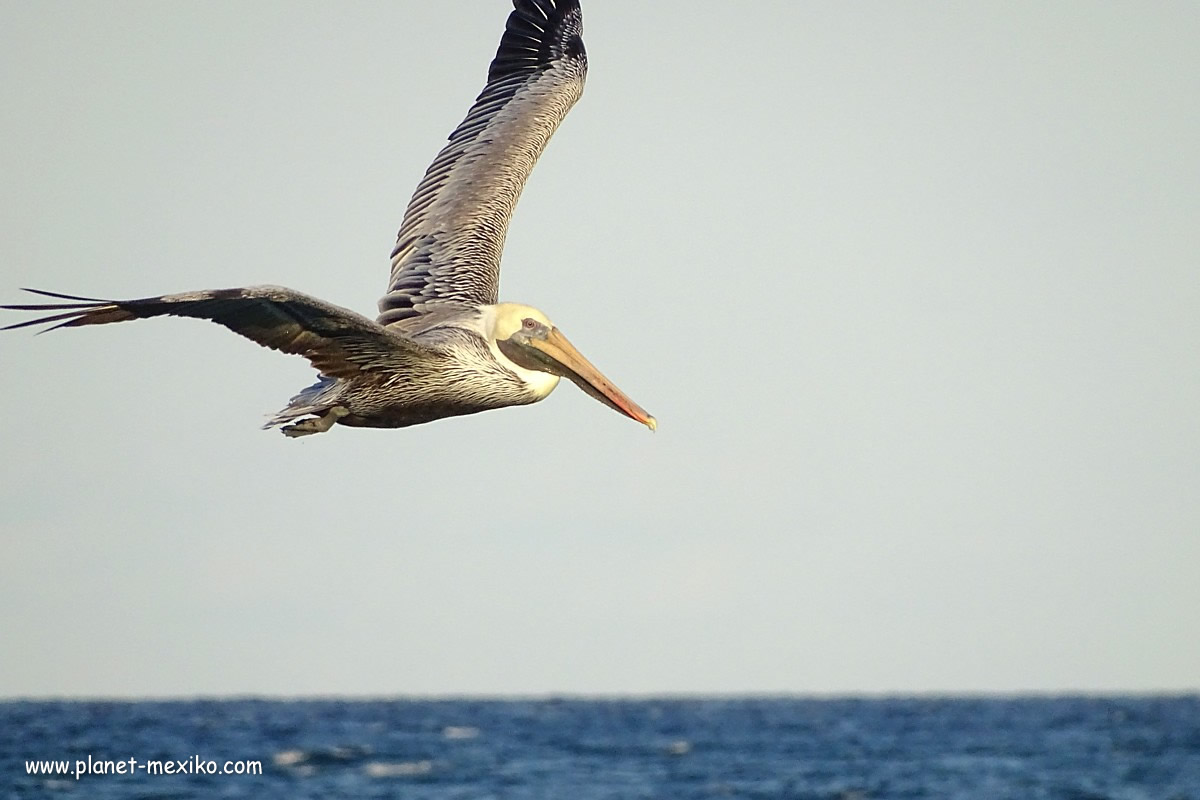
[3, 286, 429, 378]
[377, 0, 587, 326]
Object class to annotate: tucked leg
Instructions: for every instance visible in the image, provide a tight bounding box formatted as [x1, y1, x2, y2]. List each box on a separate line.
[280, 406, 350, 438]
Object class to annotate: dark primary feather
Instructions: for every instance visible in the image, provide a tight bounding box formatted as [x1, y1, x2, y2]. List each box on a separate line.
[487, 0, 586, 86]
[2, 286, 427, 379]
[377, 0, 586, 326]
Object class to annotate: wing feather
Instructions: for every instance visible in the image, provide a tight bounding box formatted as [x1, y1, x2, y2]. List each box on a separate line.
[3, 286, 429, 379]
[377, 0, 586, 325]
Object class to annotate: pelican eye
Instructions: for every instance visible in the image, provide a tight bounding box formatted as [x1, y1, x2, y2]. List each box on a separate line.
[520, 317, 549, 338]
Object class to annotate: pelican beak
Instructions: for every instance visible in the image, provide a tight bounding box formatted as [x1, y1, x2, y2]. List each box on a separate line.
[528, 328, 656, 431]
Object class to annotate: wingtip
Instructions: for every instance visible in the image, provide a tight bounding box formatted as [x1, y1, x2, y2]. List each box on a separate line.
[18, 287, 109, 302]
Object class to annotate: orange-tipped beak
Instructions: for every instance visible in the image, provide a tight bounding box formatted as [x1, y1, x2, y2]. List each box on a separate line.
[529, 328, 656, 431]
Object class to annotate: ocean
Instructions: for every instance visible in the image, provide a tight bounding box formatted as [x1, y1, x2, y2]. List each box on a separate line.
[4, 696, 1198, 799]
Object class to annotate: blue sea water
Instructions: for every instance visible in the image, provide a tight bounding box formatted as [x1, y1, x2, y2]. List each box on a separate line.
[3, 697, 1199, 799]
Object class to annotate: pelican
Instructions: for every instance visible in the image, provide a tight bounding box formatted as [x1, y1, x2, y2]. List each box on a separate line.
[2, 0, 654, 437]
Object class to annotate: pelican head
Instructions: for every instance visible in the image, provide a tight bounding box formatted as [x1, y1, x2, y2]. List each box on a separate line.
[486, 303, 655, 430]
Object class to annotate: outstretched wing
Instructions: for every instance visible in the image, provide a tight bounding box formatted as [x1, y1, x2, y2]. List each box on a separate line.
[3, 286, 427, 379]
[377, 0, 587, 326]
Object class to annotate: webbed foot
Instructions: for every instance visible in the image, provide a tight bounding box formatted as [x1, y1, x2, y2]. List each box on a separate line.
[280, 406, 349, 438]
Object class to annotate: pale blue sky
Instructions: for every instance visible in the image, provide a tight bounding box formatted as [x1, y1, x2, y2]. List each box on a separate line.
[1, 0, 1197, 696]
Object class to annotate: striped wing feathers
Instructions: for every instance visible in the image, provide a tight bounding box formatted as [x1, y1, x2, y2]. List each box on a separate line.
[2, 287, 427, 379]
[377, 0, 586, 325]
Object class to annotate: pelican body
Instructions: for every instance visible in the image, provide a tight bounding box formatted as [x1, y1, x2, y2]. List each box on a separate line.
[2, 0, 654, 437]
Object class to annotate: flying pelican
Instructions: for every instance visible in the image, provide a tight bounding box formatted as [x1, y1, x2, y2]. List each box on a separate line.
[2, 0, 654, 437]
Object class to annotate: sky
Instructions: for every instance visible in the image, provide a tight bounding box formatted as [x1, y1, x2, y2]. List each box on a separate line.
[0, 0, 1197, 698]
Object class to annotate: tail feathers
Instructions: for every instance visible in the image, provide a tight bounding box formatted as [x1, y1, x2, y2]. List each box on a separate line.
[264, 376, 340, 429]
